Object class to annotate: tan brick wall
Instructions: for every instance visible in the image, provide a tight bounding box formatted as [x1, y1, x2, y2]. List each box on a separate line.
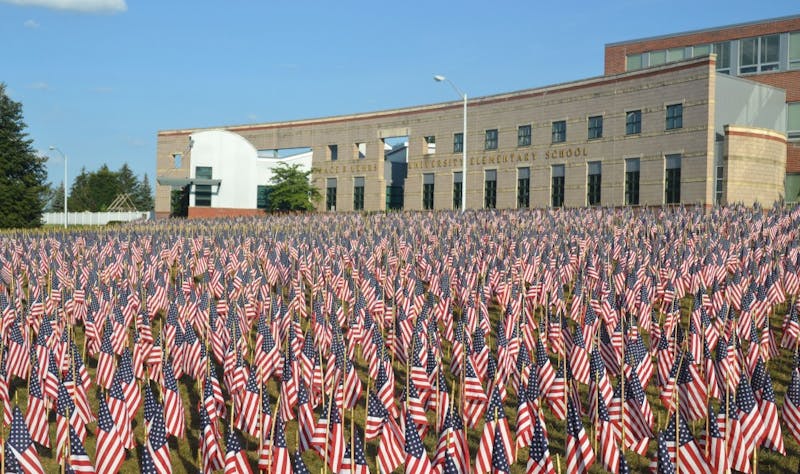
[156, 58, 731, 213]
[155, 133, 193, 217]
[723, 125, 787, 205]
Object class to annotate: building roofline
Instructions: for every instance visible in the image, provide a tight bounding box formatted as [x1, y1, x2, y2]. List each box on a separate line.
[158, 56, 716, 137]
[605, 14, 800, 48]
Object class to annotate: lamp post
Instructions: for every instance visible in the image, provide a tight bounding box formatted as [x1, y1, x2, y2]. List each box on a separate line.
[434, 75, 467, 212]
[49, 146, 67, 228]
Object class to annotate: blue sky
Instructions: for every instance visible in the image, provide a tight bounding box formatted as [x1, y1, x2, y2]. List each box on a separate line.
[1, 0, 798, 187]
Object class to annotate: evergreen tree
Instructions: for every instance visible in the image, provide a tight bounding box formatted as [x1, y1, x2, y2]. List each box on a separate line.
[135, 173, 154, 211]
[47, 182, 65, 212]
[0, 83, 48, 228]
[267, 163, 321, 212]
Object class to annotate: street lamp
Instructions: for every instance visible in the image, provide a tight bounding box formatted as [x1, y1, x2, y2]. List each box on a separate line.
[434, 74, 467, 212]
[49, 146, 67, 228]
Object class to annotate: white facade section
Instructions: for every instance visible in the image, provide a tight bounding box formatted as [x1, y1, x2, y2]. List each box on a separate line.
[188, 129, 312, 209]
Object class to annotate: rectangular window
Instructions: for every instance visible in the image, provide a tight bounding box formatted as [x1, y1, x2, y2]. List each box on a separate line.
[551, 164, 565, 208]
[484, 129, 498, 150]
[256, 185, 272, 209]
[692, 44, 711, 57]
[740, 35, 780, 73]
[626, 110, 641, 135]
[355, 142, 366, 159]
[329, 144, 338, 161]
[665, 154, 681, 204]
[517, 167, 530, 208]
[422, 173, 435, 210]
[714, 41, 731, 73]
[788, 102, 800, 139]
[453, 133, 463, 153]
[353, 177, 365, 211]
[453, 171, 463, 210]
[587, 161, 601, 206]
[715, 165, 724, 205]
[667, 47, 685, 63]
[625, 158, 640, 206]
[650, 50, 666, 66]
[518, 125, 531, 147]
[172, 153, 182, 168]
[326, 178, 337, 211]
[195, 166, 212, 207]
[791, 32, 800, 70]
[484, 170, 497, 209]
[626, 53, 643, 71]
[588, 115, 603, 140]
[552, 120, 566, 143]
[425, 136, 436, 154]
[666, 103, 683, 130]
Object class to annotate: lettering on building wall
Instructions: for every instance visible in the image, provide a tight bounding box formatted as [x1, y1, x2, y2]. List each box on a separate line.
[402, 147, 589, 170]
[316, 163, 379, 174]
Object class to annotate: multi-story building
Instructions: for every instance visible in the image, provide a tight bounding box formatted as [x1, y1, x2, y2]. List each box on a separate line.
[605, 14, 800, 201]
[156, 20, 792, 217]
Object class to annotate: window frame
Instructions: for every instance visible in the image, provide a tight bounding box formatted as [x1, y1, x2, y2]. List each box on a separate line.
[587, 161, 601, 206]
[790, 32, 800, 70]
[665, 103, 683, 131]
[518, 124, 532, 147]
[424, 136, 436, 154]
[517, 167, 530, 208]
[484, 129, 498, 151]
[625, 158, 640, 206]
[551, 164, 565, 208]
[788, 102, 800, 140]
[588, 115, 603, 140]
[256, 185, 271, 210]
[453, 133, 463, 153]
[328, 144, 338, 161]
[665, 154, 682, 204]
[552, 120, 566, 143]
[326, 178, 337, 211]
[739, 34, 780, 74]
[626, 110, 642, 135]
[453, 171, 463, 210]
[484, 169, 497, 209]
[353, 176, 365, 211]
[422, 173, 435, 210]
[194, 166, 212, 207]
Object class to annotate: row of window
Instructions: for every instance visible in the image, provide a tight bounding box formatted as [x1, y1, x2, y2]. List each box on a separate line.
[626, 31, 800, 75]
[324, 156, 684, 211]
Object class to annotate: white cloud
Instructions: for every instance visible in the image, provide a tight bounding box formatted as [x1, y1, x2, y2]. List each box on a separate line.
[23, 19, 39, 28]
[26, 81, 49, 90]
[0, 0, 127, 13]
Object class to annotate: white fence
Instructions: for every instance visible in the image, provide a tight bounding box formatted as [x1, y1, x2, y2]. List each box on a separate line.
[43, 211, 151, 226]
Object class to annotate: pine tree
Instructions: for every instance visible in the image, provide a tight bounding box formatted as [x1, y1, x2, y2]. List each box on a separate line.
[0, 83, 48, 228]
[136, 173, 154, 211]
[47, 182, 66, 212]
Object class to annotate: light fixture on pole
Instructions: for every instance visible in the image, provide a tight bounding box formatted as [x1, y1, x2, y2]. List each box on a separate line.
[434, 74, 467, 212]
[49, 146, 67, 228]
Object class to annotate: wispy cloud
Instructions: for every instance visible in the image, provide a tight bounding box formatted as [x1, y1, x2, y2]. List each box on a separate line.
[23, 19, 39, 28]
[26, 81, 49, 90]
[0, 0, 127, 13]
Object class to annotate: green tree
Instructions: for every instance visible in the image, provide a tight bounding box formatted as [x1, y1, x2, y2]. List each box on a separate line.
[135, 173, 154, 211]
[0, 83, 48, 228]
[47, 181, 65, 212]
[266, 163, 321, 212]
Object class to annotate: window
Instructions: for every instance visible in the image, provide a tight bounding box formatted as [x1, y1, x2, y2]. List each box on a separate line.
[551, 165, 565, 207]
[518, 125, 531, 147]
[692, 44, 711, 58]
[626, 110, 642, 135]
[195, 166, 212, 207]
[172, 153, 182, 168]
[625, 158, 640, 206]
[256, 185, 272, 209]
[326, 178, 337, 211]
[353, 177, 365, 211]
[485, 129, 498, 150]
[665, 154, 681, 204]
[422, 173, 435, 210]
[715, 165, 724, 205]
[552, 120, 566, 143]
[650, 50, 666, 66]
[355, 142, 366, 159]
[791, 32, 800, 70]
[425, 136, 436, 154]
[786, 173, 800, 203]
[453, 133, 463, 153]
[329, 144, 338, 161]
[666, 104, 683, 130]
[667, 47, 685, 63]
[740, 35, 779, 73]
[788, 102, 800, 140]
[484, 170, 497, 209]
[588, 116, 603, 140]
[626, 53, 643, 71]
[517, 167, 530, 208]
[453, 172, 463, 210]
[714, 42, 731, 74]
[587, 161, 601, 206]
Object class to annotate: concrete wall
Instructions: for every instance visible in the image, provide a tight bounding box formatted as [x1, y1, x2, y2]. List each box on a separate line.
[723, 125, 787, 205]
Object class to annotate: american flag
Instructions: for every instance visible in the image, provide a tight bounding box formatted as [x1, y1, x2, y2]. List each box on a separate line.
[662, 412, 708, 474]
[223, 427, 253, 474]
[475, 387, 514, 474]
[565, 397, 594, 474]
[735, 373, 766, 455]
[785, 365, 800, 446]
[95, 395, 125, 474]
[6, 405, 45, 474]
[24, 369, 50, 448]
[403, 409, 434, 474]
[198, 403, 223, 474]
[341, 427, 370, 474]
[292, 450, 311, 474]
[525, 401, 555, 474]
[144, 385, 172, 474]
[67, 425, 95, 473]
[161, 357, 186, 439]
